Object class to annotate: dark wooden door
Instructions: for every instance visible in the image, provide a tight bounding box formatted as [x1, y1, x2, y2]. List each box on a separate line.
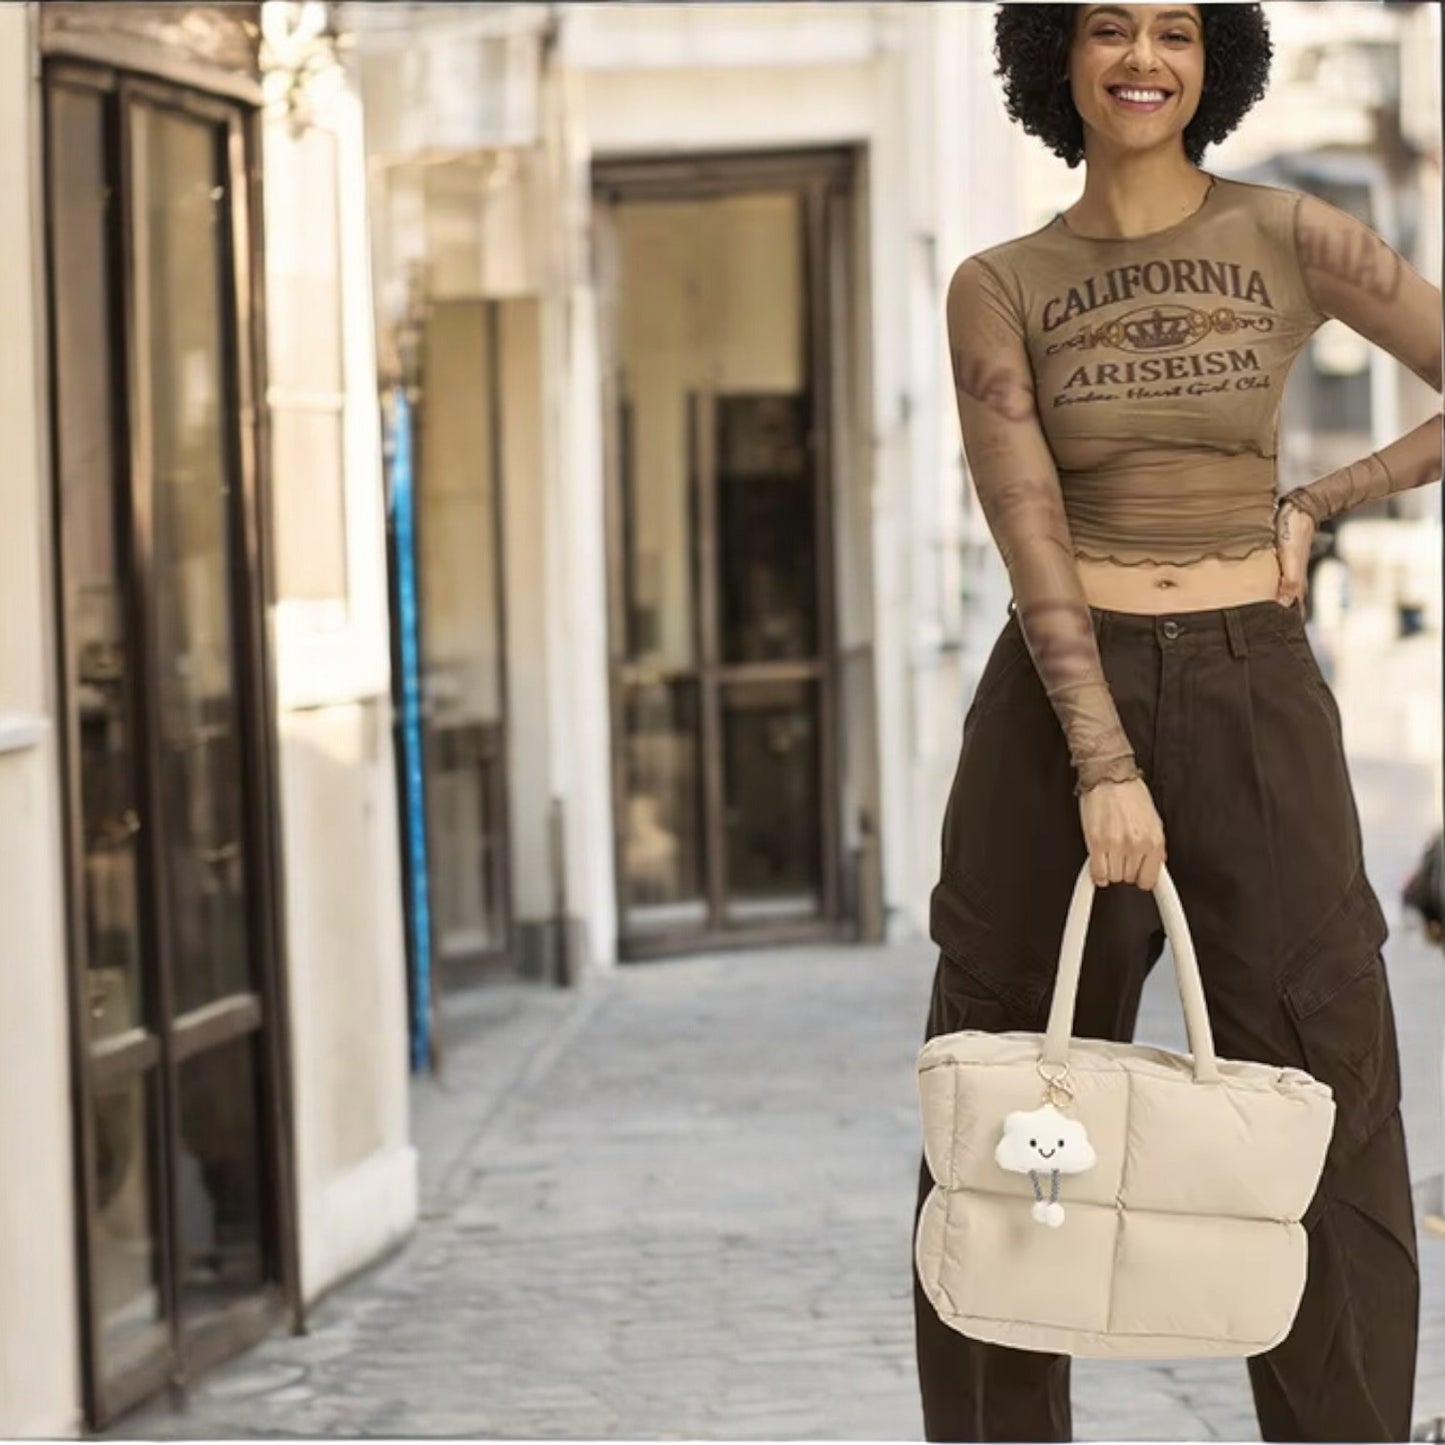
[46, 64, 291, 1427]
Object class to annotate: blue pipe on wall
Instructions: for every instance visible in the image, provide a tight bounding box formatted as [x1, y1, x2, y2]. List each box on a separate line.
[386, 386, 433, 1073]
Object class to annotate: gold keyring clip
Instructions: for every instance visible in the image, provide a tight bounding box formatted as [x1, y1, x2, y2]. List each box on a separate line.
[1037, 1059, 1076, 1109]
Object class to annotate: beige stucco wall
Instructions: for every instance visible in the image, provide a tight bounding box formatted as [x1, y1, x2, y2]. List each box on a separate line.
[276, 701, 415, 1302]
[0, 5, 84, 1436]
[263, 61, 417, 1303]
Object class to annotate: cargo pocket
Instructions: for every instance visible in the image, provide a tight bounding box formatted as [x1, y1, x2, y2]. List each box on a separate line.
[1278, 869, 1399, 1162]
[927, 948, 1047, 1042]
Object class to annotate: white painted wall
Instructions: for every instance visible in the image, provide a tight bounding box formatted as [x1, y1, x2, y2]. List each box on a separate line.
[0, 7, 83, 1436]
[274, 703, 415, 1301]
[550, 46, 620, 968]
[567, 1, 888, 73]
[262, 54, 417, 1300]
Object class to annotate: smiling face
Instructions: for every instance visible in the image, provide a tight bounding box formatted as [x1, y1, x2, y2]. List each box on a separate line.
[995, 1104, 1097, 1176]
[1068, 3, 1206, 159]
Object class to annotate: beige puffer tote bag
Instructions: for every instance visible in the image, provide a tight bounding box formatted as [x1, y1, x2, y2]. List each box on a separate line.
[915, 861, 1336, 1359]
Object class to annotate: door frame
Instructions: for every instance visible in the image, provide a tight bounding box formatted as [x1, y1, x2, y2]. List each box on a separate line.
[413, 296, 516, 991]
[41, 57, 300, 1429]
[593, 147, 855, 960]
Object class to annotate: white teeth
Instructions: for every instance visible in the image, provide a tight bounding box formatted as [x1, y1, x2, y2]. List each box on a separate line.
[1113, 88, 1167, 102]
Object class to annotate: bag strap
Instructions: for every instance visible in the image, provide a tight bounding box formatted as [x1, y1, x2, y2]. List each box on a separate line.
[1040, 863, 1222, 1085]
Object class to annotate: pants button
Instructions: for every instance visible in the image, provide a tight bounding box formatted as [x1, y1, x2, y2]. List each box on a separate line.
[1161, 620, 1181, 640]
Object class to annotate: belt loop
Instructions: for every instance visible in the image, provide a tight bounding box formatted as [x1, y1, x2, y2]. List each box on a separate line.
[1224, 608, 1249, 659]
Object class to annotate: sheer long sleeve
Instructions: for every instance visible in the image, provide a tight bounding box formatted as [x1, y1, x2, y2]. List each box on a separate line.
[1282, 191, 1443, 526]
[948, 255, 1141, 796]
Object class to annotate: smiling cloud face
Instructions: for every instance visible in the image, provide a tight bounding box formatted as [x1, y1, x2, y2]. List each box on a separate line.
[995, 1103, 1097, 1175]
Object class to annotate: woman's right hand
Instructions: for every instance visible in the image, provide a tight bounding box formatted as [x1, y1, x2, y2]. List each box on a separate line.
[1078, 777, 1167, 891]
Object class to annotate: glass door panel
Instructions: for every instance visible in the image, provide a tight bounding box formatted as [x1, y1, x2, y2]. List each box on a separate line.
[50, 82, 150, 1044]
[115, 76, 279, 1395]
[175, 1035, 266, 1317]
[417, 300, 511, 968]
[721, 680, 823, 923]
[129, 100, 255, 1019]
[48, 74, 172, 1402]
[620, 678, 706, 931]
[614, 202, 710, 931]
[715, 394, 817, 664]
[615, 204, 705, 674]
[90, 1074, 168, 1383]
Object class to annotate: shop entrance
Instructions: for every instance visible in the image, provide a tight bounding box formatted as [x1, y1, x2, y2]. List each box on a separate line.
[415, 300, 513, 984]
[45, 64, 293, 1426]
[594, 152, 856, 956]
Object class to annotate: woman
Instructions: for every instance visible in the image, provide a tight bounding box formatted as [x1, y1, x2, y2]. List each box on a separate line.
[912, 4, 1443, 1441]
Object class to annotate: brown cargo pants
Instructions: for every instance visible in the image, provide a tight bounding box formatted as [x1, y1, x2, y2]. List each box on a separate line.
[913, 598, 1419, 1442]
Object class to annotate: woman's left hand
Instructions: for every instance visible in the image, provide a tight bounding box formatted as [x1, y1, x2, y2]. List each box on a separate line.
[1274, 499, 1316, 613]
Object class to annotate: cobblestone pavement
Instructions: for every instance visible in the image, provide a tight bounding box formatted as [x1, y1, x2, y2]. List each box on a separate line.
[111, 624, 1445, 1442]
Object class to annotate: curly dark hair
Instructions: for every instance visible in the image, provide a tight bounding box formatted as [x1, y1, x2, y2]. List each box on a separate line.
[993, 4, 1272, 168]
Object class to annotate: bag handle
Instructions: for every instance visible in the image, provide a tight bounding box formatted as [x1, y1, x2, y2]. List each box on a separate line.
[1040, 862, 1221, 1086]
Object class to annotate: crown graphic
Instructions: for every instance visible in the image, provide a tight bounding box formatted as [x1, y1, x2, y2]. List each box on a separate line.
[1120, 306, 1196, 351]
[1044, 305, 1273, 357]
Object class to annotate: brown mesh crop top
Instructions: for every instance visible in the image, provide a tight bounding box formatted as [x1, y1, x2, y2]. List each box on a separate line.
[947, 170, 1443, 794]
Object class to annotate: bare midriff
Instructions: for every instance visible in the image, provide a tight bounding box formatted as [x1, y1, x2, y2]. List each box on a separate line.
[1073, 546, 1283, 615]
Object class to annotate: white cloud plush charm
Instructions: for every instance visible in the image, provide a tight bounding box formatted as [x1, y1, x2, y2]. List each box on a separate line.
[995, 1103, 1096, 1227]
